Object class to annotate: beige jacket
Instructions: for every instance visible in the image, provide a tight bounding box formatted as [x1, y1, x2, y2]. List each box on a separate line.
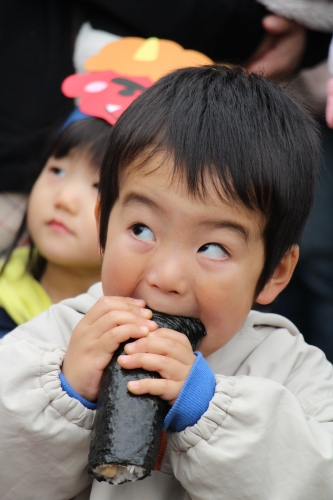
[0, 283, 333, 500]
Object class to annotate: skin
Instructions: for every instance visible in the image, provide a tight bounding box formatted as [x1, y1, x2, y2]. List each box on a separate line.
[327, 78, 333, 129]
[27, 152, 102, 303]
[246, 15, 306, 81]
[62, 153, 298, 404]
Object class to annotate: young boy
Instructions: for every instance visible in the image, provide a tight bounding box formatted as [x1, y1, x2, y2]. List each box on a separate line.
[0, 66, 332, 500]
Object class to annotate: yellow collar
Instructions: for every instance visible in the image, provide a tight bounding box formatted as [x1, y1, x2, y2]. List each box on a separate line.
[0, 247, 52, 324]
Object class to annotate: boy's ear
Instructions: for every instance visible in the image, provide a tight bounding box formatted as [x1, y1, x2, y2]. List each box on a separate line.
[256, 245, 299, 305]
[94, 198, 103, 257]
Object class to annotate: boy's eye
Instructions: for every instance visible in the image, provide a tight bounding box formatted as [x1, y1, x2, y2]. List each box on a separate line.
[50, 166, 66, 177]
[198, 243, 228, 260]
[131, 224, 155, 241]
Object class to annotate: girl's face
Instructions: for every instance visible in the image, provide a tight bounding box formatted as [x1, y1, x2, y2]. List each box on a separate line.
[27, 153, 101, 272]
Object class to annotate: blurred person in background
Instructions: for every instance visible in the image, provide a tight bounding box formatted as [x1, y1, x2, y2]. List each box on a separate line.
[247, 0, 333, 362]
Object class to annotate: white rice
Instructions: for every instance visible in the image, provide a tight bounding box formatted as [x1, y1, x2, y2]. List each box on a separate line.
[94, 464, 146, 485]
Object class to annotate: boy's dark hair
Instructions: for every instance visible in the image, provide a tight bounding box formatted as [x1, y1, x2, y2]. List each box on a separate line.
[98, 65, 319, 296]
[1, 117, 111, 280]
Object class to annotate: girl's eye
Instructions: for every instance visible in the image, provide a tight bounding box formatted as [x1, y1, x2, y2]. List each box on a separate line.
[50, 167, 66, 177]
[131, 224, 155, 241]
[93, 182, 99, 189]
[198, 243, 228, 260]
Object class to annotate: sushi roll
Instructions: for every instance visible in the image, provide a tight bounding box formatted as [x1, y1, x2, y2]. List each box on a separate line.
[88, 310, 206, 485]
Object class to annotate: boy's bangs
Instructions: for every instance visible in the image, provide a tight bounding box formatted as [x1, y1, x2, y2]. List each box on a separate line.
[114, 102, 272, 216]
[123, 143, 265, 215]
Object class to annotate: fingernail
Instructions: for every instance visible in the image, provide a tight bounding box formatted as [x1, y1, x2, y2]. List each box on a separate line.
[140, 308, 151, 316]
[132, 298, 144, 304]
[146, 320, 156, 326]
[139, 326, 149, 333]
[126, 342, 136, 351]
[118, 354, 130, 362]
[128, 381, 139, 388]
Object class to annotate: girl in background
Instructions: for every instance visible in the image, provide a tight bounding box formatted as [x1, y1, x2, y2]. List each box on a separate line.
[0, 111, 110, 337]
[0, 35, 212, 338]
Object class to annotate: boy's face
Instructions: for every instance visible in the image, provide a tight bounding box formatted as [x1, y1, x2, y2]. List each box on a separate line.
[100, 154, 267, 356]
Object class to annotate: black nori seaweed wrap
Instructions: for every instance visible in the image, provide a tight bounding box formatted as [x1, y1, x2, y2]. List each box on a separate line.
[88, 311, 206, 484]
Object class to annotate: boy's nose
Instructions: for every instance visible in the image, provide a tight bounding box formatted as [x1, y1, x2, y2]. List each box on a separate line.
[146, 252, 189, 296]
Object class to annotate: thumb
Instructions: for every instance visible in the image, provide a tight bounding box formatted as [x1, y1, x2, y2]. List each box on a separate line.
[262, 14, 295, 35]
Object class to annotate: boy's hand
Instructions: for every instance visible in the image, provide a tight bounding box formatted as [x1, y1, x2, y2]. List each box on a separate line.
[61, 297, 158, 402]
[117, 328, 196, 405]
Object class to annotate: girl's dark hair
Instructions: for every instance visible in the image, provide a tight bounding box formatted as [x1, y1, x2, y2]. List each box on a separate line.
[1, 117, 111, 280]
[98, 65, 320, 296]
[49, 116, 111, 168]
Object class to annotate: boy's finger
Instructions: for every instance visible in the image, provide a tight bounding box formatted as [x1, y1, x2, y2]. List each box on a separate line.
[127, 378, 181, 404]
[148, 327, 194, 348]
[75, 307, 155, 342]
[98, 323, 155, 354]
[124, 335, 194, 363]
[118, 352, 195, 381]
[83, 296, 148, 325]
[89, 309, 156, 339]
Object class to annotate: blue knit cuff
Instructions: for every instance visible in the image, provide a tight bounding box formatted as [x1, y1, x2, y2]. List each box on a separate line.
[163, 352, 215, 432]
[59, 372, 97, 410]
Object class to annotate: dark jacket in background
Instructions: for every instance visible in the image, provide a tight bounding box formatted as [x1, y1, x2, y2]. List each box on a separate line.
[0, 0, 330, 192]
[0, 0, 75, 192]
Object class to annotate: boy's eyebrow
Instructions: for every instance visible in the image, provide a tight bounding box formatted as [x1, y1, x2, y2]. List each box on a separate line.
[199, 220, 250, 242]
[123, 192, 250, 241]
[122, 192, 163, 213]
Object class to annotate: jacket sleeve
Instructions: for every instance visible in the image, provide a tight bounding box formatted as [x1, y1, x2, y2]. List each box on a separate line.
[169, 374, 333, 500]
[0, 322, 94, 499]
